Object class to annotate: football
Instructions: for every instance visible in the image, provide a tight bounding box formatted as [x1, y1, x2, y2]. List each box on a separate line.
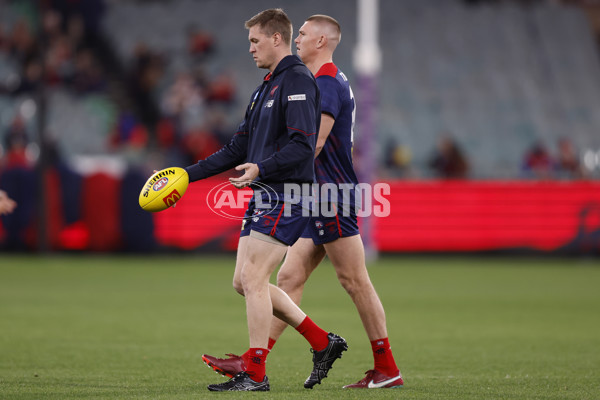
[139, 167, 189, 212]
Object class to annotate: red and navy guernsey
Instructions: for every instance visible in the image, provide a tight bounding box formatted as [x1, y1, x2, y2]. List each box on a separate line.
[185, 55, 320, 189]
[314, 62, 358, 206]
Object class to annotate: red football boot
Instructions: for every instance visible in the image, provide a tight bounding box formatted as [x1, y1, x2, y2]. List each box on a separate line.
[202, 353, 246, 378]
[343, 369, 404, 389]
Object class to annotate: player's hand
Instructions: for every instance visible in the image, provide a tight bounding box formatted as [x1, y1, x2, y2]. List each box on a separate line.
[0, 190, 17, 215]
[229, 163, 259, 189]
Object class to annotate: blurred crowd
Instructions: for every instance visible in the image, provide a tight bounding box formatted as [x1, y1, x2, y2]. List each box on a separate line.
[0, 0, 238, 173]
[521, 137, 587, 179]
[383, 134, 587, 180]
[0, 0, 238, 251]
[0, 1, 106, 97]
[113, 26, 237, 167]
[1, 0, 596, 181]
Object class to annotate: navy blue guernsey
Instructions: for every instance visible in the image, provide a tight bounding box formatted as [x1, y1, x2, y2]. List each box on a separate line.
[314, 63, 358, 206]
[185, 55, 320, 188]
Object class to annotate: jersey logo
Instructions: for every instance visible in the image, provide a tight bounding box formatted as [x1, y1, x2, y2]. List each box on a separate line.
[287, 94, 306, 101]
[270, 85, 279, 96]
[265, 99, 274, 108]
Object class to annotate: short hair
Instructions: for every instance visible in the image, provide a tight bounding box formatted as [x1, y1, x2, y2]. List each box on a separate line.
[245, 8, 293, 45]
[306, 14, 341, 43]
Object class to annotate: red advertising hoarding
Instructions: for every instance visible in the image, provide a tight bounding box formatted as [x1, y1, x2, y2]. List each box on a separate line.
[154, 179, 600, 253]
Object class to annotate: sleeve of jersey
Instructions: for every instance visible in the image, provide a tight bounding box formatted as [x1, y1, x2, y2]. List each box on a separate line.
[184, 126, 249, 182]
[317, 76, 341, 119]
[257, 75, 319, 179]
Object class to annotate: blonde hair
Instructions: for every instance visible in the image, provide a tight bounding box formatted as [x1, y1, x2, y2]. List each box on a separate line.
[306, 14, 341, 43]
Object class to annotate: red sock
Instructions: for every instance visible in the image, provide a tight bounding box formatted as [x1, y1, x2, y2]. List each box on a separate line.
[241, 349, 251, 368]
[245, 348, 269, 382]
[242, 339, 275, 365]
[295, 316, 329, 351]
[371, 338, 399, 377]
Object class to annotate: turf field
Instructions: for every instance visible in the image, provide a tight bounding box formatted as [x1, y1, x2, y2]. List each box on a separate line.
[0, 254, 599, 399]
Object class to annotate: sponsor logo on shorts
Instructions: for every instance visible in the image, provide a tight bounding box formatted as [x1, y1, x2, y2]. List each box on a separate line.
[252, 208, 262, 223]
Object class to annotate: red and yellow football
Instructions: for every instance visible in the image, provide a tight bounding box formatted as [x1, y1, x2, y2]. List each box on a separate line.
[139, 167, 189, 212]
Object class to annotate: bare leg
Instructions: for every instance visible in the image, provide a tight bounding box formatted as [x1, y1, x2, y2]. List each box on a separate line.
[270, 238, 326, 341]
[232, 236, 249, 296]
[241, 235, 309, 348]
[324, 234, 388, 340]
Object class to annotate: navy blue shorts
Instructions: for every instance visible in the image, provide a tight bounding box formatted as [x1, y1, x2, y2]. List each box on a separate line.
[301, 203, 360, 245]
[240, 191, 310, 246]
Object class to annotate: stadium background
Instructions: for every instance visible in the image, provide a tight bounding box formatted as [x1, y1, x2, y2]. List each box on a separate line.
[1, 0, 600, 255]
[2, 2, 600, 399]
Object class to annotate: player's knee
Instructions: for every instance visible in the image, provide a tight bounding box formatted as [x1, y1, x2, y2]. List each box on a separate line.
[277, 267, 304, 292]
[240, 262, 262, 294]
[337, 272, 366, 298]
[232, 276, 245, 296]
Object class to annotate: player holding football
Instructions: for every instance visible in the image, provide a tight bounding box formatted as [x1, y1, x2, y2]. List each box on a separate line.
[202, 15, 404, 389]
[184, 9, 347, 392]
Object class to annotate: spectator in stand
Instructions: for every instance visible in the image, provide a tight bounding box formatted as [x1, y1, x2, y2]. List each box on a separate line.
[161, 71, 205, 126]
[71, 48, 106, 94]
[205, 109, 234, 146]
[205, 71, 236, 104]
[555, 137, 586, 179]
[3, 115, 30, 168]
[41, 9, 63, 45]
[109, 111, 149, 150]
[8, 19, 38, 65]
[522, 140, 554, 179]
[383, 138, 412, 178]
[4, 59, 43, 95]
[428, 134, 469, 178]
[66, 14, 86, 52]
[129, 42, 164, 128]
[182, 125, 222, 165]
[187, 25, 215, 59]
[44, 32, 76, 86]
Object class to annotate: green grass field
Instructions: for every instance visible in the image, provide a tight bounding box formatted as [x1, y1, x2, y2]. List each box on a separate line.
[0, 254, 599, 399]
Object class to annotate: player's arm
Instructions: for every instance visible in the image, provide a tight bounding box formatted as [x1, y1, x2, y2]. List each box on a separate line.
[314, 76, 341, 158]
[315, 113, 335, 158]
